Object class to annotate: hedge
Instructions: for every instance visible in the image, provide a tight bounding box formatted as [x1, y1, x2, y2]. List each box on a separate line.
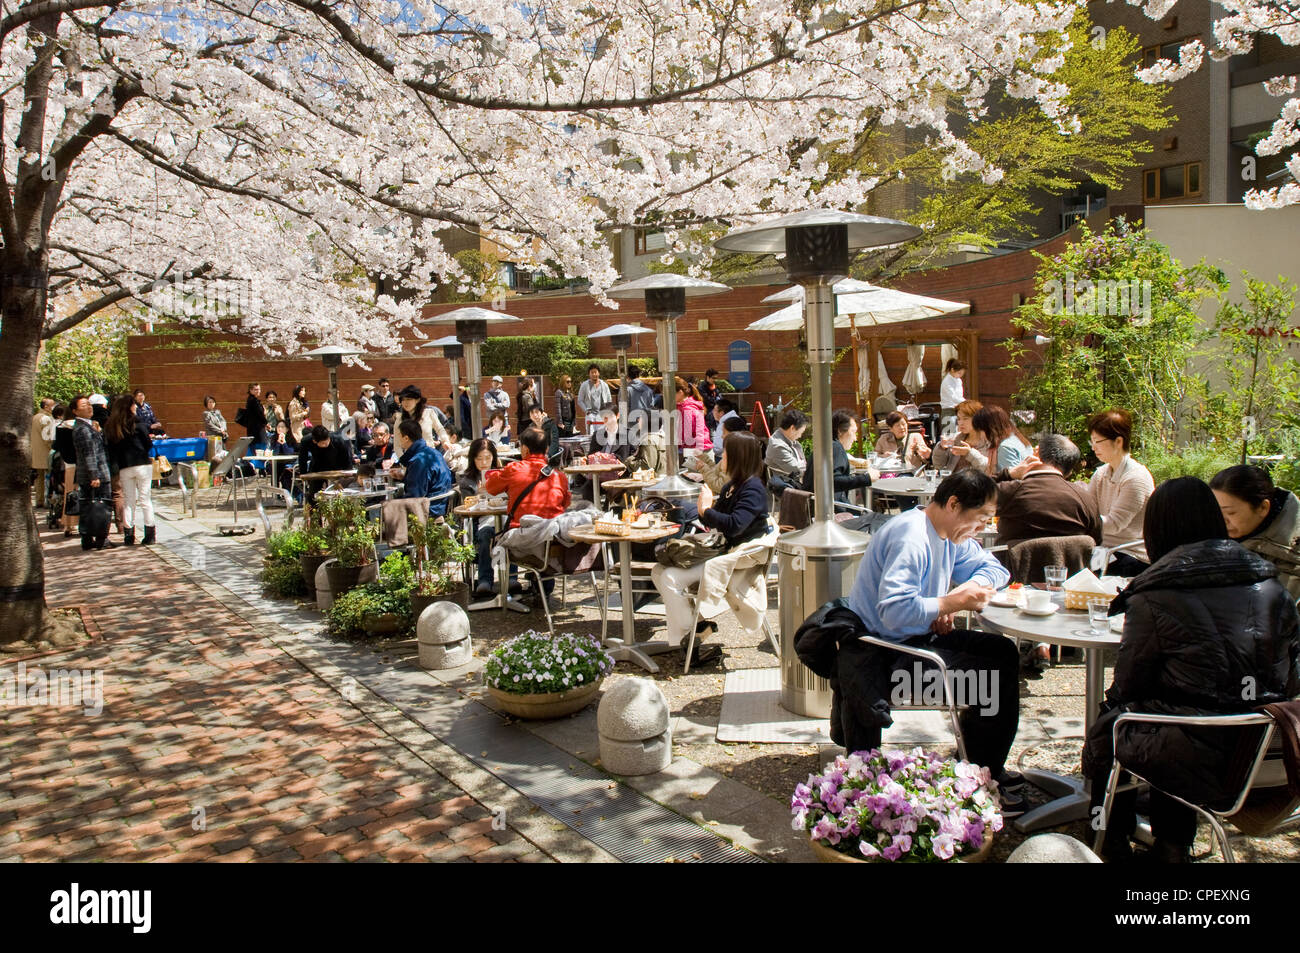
[479, 335, 590, 377]
[551, 357, 658, 386]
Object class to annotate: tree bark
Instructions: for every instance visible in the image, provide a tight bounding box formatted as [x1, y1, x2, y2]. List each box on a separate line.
[0, 249, 52, 647]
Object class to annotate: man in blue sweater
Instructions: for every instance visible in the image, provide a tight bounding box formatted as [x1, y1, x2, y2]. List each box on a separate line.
[848, 469, 1024, 810]
[394, 419, 453, 517]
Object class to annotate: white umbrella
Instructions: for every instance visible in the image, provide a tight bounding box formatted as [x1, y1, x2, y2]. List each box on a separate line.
[877, 352, 896, 397]
[903, 343, 927, 395]
[747, 284, 968, 331]
[760, 278, 878, 304]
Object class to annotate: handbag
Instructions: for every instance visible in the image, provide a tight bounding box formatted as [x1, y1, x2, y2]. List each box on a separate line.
[656, 530, 727, 569]
[234, 406, 248, 427]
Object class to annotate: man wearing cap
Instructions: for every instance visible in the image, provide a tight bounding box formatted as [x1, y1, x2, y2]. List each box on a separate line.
[89, 394, 110, 429]
[357, 384, 377, 417]
[483, 376, 511, 417]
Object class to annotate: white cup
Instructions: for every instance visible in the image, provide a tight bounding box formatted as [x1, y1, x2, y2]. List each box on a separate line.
[1025, 589, 1053, 612]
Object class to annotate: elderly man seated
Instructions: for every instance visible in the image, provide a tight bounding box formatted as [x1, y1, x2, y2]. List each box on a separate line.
[993, 433, 1102, 548]
[847, 469, 1026, 814]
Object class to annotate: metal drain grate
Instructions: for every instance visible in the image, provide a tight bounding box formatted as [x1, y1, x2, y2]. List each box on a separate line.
[156, 523, 760, 863]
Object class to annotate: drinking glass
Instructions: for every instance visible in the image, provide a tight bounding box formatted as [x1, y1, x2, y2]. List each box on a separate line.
[1044, 566, 1067, 603]
[1087, 598, 1111, 634]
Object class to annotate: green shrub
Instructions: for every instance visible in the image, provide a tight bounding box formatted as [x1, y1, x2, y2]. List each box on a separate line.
[550, 357, 657, 388]
[261, 528, 310, 598]
[327, 582, 414, 639]
[480, 335, 590, 377]
[1270, 431, 1300, 493]
[1141, 443, 1241, 486]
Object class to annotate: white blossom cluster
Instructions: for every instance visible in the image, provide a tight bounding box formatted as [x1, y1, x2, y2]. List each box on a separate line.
[0, 0, 1098, 349]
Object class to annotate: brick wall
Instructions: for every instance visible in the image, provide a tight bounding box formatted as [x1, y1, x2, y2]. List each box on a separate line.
[128, 229, 1085, 438]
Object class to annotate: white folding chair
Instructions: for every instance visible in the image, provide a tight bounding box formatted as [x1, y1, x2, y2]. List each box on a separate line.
[1093, 710, 1300, 863]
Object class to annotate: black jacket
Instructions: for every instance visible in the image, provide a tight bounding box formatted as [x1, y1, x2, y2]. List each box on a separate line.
[699, 476, 768, 548]
[1084, 539, 1300, 806]
[298, 434, 355, 474]
[794, 599, 896, 752]
[106, 419, 152, 470]
[244, 393, 267, 438]
[802, 441, 871, 503]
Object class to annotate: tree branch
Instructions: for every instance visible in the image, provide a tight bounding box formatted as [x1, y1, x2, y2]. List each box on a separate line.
[0, 0, 118, 46]
[42, 261, 215, 340]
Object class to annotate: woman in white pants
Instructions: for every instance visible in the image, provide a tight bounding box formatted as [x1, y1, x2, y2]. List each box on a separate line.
[104, 396, 157, 545]
[652, 432, 770, 666]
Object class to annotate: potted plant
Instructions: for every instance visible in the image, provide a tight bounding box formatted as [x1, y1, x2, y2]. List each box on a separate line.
[318, 496, 377, 597]
[297, 504, 332, 594]
[791, 748, 1003, 863]
[262, 527, 309, 598]
[483, 631, 614, 719]
[361, 553, 416, 634]
[408, 516, 476, 619]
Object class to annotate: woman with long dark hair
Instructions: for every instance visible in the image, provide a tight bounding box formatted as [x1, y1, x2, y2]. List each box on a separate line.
[104, 394, 156, 545]
[554, 374, 576, 438]
[458, 438, 500, 497]
[1084, 477, 1300, 862]
[970, 404, 1032, 475]
[288, 385, 310, 443]
[652, 431, 771, 664]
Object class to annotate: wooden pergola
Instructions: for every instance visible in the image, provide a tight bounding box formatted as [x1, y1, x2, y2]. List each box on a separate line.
[851, 324, 981, 418]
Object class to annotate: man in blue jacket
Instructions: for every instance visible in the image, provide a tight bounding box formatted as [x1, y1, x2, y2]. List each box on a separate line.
[394, 419, 453, 516]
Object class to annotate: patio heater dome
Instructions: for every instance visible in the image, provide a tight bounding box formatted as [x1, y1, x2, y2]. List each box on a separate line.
[419, 307, 523, 437]
[604, 276, 729, 502]
[587, 323, 654, 351]
[420, 334, 464, 361]
[300, 343, 363, 367]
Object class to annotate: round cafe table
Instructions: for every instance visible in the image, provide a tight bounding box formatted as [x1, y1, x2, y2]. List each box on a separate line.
[453, 501, 526, 614]
[563, 462, 626, 511]
[979, 600, 1123, 833]
[600, 476, 659, 503]
[865, 475, 936, 510]
[568, 522, 680, 673]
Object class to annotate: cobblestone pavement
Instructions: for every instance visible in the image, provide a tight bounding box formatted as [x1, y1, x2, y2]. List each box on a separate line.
[0, 527, 586, 863]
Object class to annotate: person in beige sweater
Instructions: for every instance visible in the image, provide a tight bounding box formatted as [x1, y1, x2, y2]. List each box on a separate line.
[31, 398, 56, 507]
[1085, 409, 1155, 575]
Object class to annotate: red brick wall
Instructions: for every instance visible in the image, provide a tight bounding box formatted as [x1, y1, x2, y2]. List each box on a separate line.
[128, 230, 1085, 438]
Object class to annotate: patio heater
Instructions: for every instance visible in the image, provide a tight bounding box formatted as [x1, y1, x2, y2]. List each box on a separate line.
[716, 211, 921, 717]
[606, 275, 729, 503]
[420, 306, 523, 440]
[587, 323, 654, 436]
[420, 335, 465, 434]
[300, 344, 363, 437]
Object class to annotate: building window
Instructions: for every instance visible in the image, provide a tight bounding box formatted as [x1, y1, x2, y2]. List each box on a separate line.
[1142, 39, 1191, 69]
[634, 229, 667, 256]
[1143, 162, 1203, 202]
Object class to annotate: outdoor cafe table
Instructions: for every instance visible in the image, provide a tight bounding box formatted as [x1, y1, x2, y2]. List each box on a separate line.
[864, 475, 937, 510]
[600, 476, 660, 504]
[978, 600, 1123, 833]
[564, 462, 627, 511]
[454, 501, 527, 614]
[568, 523, 680, 673]
[245, 451, 298, 489]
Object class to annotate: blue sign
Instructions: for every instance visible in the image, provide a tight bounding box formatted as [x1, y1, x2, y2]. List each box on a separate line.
[728, 340, 752, 390]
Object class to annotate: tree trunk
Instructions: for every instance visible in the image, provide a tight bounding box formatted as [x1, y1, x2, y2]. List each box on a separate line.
[0, 250, 52, 647]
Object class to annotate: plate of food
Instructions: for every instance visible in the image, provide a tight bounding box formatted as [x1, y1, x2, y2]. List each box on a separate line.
[989, 583, 1025, 608]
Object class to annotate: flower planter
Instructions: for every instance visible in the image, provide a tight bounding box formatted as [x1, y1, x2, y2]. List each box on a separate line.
[299, 553, 331, 594]
[410, 583, 470, 620]
[325, 562, 368, 598]
[810, 833, 993, 864]
[361, 611, 406, 635]
[487, 680, 602, 720]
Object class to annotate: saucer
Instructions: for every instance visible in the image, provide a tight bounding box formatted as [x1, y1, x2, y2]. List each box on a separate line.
[989, 589, 1024, 608]
[1019, 603, 1059, 617]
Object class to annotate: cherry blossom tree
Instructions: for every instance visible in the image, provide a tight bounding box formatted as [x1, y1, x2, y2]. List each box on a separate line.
[0, 0, 1189, 646]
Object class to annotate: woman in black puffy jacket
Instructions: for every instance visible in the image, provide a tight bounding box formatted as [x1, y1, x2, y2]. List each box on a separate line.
[1085, 477, 1300, 863]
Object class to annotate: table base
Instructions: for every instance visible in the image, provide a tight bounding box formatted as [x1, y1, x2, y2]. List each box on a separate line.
[1014, 770, 1090, 832]
[605, 638, 676, 674]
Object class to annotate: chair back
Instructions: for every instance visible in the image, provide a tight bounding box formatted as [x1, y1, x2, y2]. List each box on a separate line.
[211, 436, 254, 478]
[778, 487, 812, 531]
[999, 534, 1094, 585]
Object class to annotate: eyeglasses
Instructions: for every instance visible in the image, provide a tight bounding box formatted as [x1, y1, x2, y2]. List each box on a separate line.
[1089, 436, 1113, 448]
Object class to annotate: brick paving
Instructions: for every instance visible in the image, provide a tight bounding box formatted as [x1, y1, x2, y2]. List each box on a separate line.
[0, 527, 554, 863]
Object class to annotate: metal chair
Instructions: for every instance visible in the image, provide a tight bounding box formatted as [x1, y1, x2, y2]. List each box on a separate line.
[853, 633, 970, 761]
[256, 485, 296, 536]
[681, 533, 781, 673]
[501, 533, 602, 635]
[174, 462, 199, 519]
[1093, 710, 1300, 863]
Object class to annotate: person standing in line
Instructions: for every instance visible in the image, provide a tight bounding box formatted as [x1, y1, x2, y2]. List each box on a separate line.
[242, 382, 268, 441]
[699, 369, 721, 416]
[483, 375, 511, 418]
[357, 384, 378, 417]
[287, 385, 310, 443]
[105, 395, 156, 545]
[70, 395, 114, 550]
[516, 377, 539, 432]
[54, 407, 79, 536]
[31, 398, 55, 508]
[576, 364, 611, 429]
[262, 389, 285, 430]
[554, 374, 576, 438]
